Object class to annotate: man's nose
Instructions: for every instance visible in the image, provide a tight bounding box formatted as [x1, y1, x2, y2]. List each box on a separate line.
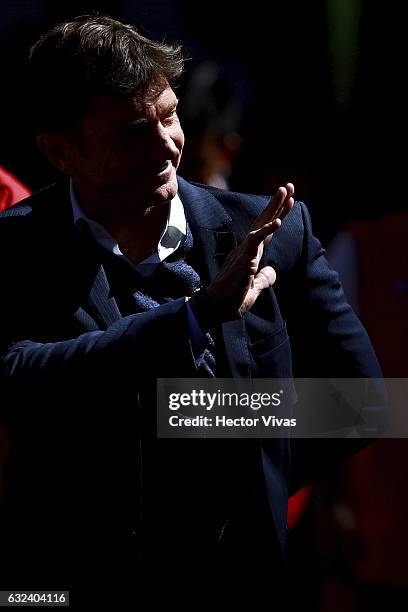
[150, 122, 178, 157]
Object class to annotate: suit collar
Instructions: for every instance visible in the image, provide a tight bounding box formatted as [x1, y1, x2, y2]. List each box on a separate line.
[30, 176, 231, 230]
[177, 177, 251, 378]
[177, 176, 232, 230]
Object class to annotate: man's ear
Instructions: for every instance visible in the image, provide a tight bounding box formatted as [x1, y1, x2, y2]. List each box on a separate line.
[37, 132, 73, 174]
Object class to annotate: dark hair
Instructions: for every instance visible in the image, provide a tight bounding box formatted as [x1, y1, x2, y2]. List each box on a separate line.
[28, 14, 184, 132]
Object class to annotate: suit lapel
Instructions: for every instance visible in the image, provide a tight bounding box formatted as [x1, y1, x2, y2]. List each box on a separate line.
[30, 181, 122, 331]
[178, 177, 252, 378]
[86, 263, 122, 329]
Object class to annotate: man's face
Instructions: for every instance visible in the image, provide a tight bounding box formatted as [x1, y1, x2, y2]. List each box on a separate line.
[65, 85, 184, 220]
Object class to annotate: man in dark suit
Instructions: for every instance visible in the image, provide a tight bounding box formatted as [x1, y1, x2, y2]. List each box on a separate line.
[0, 14, 382, 600]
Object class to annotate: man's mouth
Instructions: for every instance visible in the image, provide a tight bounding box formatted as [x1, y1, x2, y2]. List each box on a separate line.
[157, 161, 171, 175]
[141, 161, 172, 176]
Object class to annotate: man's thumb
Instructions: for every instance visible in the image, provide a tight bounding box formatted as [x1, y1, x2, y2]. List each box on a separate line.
[254, 266, 277, 291]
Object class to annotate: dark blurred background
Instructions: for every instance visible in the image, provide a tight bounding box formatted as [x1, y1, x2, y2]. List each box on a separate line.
[0, 2, 407, 610]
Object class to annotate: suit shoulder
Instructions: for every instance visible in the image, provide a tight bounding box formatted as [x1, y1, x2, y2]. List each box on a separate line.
[192, 180, 304, 212]
[0, 197, 33, 220]
[0, 184, 62, 264]
[191, 181, 271, 217]
[192, 181, 306, 233]
[0, 183, 60, 225]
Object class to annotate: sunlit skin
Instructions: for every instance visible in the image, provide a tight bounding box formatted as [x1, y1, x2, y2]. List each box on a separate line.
[39, 84, 184, 262]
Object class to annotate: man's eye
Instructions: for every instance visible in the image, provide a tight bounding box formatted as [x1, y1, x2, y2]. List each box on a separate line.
[163, 111, 177, 124]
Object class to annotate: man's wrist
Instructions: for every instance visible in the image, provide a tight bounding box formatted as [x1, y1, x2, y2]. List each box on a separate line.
[188, 286, 223, 329]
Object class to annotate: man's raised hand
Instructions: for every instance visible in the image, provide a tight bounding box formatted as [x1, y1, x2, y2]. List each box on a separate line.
[190, 183, 295, 323]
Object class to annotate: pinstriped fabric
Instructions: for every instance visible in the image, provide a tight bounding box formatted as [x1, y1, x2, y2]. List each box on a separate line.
[116, 223, 216, 377]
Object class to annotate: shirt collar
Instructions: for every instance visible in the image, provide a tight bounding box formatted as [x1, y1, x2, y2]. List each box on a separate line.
[70, 179, 187, 274]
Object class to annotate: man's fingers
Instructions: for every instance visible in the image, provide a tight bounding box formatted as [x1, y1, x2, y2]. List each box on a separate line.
[254, 266, 277, 291]
[279, 196, 295, 221]
[260, 196, 295, 248]
[285, 182, 294, 198]
[274, 184, 294, 222]
[246, 219, 281, 256]
[251, 187, 287, 231]
[251, 182, 295, 231]
[266, 186, 287, 223]
[247, 194, 294, 253]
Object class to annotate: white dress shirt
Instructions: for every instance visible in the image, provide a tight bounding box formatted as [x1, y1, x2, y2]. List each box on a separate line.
[70, 181, 187, 275]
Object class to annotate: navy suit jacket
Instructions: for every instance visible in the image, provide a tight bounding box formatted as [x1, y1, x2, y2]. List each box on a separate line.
[0, 176, 382, 588]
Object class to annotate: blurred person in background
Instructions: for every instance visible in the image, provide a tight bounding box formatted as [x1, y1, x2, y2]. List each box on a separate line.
[179, 60, 243, 189]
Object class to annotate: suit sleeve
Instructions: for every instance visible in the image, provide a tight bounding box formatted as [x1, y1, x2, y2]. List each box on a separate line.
[287, 203, 386, 494]
[1, 298, 198, 382]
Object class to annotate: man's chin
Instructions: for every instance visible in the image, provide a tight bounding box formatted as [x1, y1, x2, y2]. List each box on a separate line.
[109, 172, 179, 213]
[146, 175, 178, 204]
